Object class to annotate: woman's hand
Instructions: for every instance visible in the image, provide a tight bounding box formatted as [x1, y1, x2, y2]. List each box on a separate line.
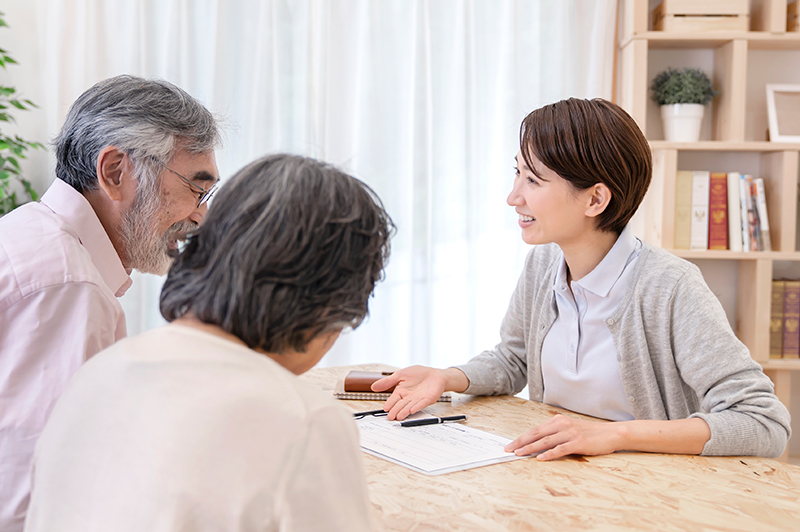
[504, 414, 624, 461]
[504, 415, 711, 460]
[371, 366, 469, 420]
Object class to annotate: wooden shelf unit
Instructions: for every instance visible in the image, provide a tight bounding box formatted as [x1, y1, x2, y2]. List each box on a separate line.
[618, 0, 800, 461]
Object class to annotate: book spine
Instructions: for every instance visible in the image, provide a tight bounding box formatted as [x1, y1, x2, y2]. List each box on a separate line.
[674, 170, 693, 249]
[782, 280, 800, 359]
[690, 171, 710, 251]
[727, 172, 743, 252]
[708, 172, 728, 250]
[744, 175, 761, 251]
[754, 178, 772, 251]
[333, 392, 452, 402]
[771, 280, 785, 359]
[738, 174, 751, 252]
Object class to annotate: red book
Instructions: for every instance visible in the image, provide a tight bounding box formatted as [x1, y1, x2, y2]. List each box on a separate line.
[782, 280, 800, 358]
[708, 172, 728, 250]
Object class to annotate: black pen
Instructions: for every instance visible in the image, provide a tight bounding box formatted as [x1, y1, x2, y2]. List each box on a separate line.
[353, 409, 388, 419]
[400, 415, 467, 427]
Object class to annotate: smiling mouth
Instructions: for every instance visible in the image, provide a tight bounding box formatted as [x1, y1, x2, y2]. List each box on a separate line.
[519, 214, 535, 222]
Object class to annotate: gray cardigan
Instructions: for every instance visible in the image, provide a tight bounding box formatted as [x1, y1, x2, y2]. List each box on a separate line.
[457, 242, 791, 458]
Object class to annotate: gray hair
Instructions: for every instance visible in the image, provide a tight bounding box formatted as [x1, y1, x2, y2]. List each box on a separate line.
[53, 75, 221, 193]
[160, 154, 395, 354]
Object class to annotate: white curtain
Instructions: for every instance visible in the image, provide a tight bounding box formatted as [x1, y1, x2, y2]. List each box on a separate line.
[12, 0, 616, 368]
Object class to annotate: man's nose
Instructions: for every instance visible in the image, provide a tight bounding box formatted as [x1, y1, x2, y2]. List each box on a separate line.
[189, 202, 208, 225]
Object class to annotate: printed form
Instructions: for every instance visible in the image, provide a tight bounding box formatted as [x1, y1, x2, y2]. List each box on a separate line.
[356, 415, 530, 475]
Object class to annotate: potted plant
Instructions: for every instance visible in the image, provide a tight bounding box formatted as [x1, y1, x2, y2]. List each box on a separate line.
[650, 67, 717, 142]
[0, 10, 43, 216]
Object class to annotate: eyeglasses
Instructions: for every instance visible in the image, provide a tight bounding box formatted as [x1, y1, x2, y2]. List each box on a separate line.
[157, 161, 218, 208]
[353, 409, 389, 420]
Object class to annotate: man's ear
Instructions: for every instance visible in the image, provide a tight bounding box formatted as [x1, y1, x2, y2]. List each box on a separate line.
[96, 146, 135, 202]
[585, 183, 612, 219]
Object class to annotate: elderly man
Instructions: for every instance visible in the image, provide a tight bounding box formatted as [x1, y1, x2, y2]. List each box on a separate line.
[0, 75, 221, 531]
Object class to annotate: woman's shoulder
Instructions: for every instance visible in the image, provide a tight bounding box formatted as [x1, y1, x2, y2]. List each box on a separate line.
[636, 242, 701, 283]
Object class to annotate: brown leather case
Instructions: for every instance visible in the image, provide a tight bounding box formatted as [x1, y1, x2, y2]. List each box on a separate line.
[343, 371, 396, 393]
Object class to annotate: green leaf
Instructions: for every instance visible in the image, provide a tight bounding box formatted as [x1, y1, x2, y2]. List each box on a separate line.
[9, 100, 25, 110]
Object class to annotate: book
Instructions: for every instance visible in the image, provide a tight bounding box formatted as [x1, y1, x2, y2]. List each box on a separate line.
[770, 280, 785, 359]
[674, 170, 693, 249]
[738, 174, 751, 252]
[782, 280, 800, 359]
[753, 178, 772, 251]
[333, 372, 452, 402]
[708, 172, 728, 250]
[726, 172, 743, 252]
[743, 175, 762, 251]
[689, 171, 710, 251]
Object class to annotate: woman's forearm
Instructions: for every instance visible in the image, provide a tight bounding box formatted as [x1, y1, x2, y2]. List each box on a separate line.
[616, 417, 711, 455]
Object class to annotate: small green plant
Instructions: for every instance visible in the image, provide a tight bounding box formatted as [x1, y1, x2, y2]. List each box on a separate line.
[650, 68, 718, 106]
[0, 11, 43, 215]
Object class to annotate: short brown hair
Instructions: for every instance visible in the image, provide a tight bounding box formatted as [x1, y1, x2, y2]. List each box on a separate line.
[520, 98, 652, 234]
[160, 154, 394, 354]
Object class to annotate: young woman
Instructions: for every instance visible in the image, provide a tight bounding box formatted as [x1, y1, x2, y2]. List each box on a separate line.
[24, 154, 394, 532]
[373, 98, 790, 461]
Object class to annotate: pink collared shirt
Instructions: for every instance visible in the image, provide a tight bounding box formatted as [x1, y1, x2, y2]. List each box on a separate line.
[0, 178, 131, 532]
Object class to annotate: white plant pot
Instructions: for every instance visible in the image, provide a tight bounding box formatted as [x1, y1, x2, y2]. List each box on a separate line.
[661, 103, 705, 142]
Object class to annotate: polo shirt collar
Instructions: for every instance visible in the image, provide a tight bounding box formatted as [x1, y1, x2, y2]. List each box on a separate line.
[41, 179, 133, 297]
[576, 225, 639, 298]
[552, 225, 639, 299]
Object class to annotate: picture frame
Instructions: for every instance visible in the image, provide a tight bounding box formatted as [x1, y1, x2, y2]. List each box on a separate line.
[766, 84, 800, 142]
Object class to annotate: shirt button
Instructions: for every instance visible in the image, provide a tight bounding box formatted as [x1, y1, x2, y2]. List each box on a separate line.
[606, 318, 614, 325]
[628, 396, 636, 403]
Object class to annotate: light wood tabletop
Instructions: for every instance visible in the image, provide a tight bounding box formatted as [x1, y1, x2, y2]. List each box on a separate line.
[301, 364, 800, 532]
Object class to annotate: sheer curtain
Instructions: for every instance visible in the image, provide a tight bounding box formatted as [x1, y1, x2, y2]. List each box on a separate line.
[18, 0, 616, 368]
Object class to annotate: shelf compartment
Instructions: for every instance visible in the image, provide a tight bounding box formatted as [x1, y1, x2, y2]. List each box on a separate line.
[645, 147, 798, 252]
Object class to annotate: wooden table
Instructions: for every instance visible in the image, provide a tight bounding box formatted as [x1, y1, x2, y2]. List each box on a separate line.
[302, 364, 800, 531]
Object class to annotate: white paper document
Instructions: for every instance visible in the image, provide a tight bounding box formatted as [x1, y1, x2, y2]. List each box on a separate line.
[356, 415, 530, 475]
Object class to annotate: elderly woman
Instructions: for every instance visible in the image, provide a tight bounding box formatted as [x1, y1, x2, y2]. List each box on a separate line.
[24, 154, 393, 532]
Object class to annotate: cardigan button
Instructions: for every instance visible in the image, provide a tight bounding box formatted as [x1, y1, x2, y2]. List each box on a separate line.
[606, 318, 614, 325]
[628, 396, 636, 403]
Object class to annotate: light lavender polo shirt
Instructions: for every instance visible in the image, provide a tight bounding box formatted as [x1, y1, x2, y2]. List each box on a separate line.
[541, 226, 642, 421]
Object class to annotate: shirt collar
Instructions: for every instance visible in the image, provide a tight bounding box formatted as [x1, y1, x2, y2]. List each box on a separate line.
[41, 179, 133, 297]
[575, 225, 640, 298]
